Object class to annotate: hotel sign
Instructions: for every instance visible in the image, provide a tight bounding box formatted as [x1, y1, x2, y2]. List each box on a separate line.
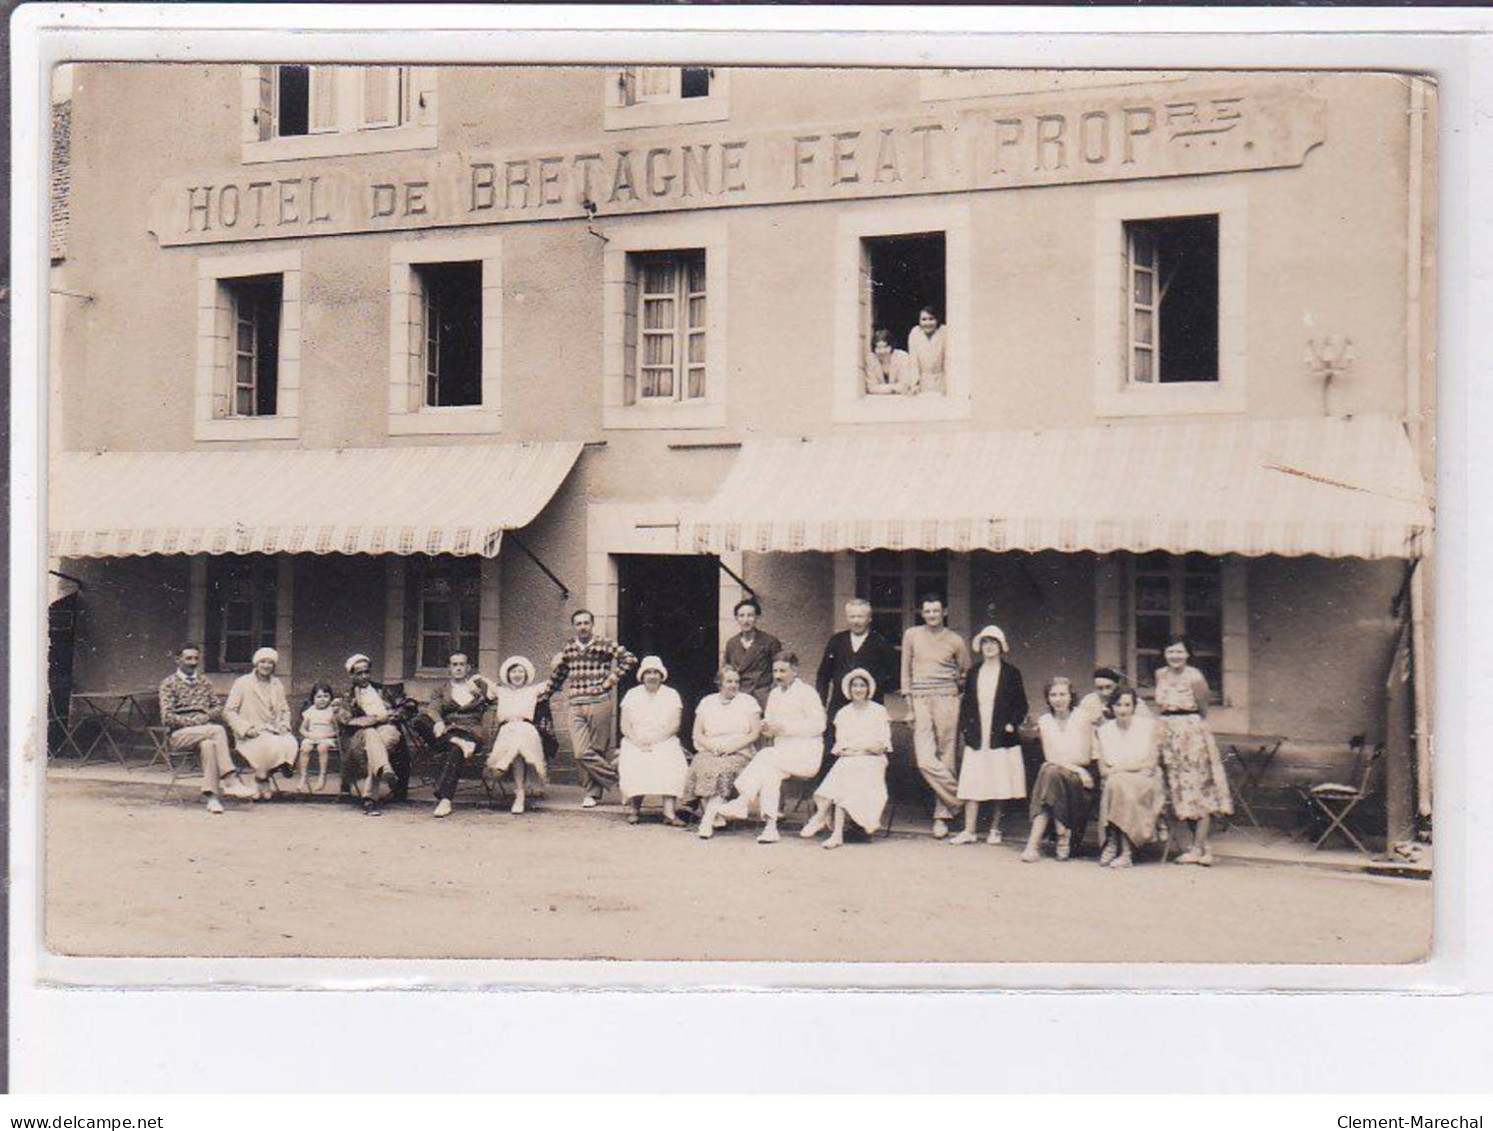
[149, 83, 1325, 247]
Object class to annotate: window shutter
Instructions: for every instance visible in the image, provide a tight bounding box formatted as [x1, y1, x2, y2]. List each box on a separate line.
[309, 66, 338, 133]
[362, 65, 402, 128]
[858, 243, 873, 349]
[255, 65, 275, 141]
[622, 261, 639, 406]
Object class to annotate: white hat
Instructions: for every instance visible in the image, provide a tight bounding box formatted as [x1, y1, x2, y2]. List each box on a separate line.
[974, 625, 1009, 653]
[501, 656, 536, 687]
[637, 655, 669, 681]
[841, 666, 878, 700]
[344, 653, 372, 674]
[252, 647, 279, 666]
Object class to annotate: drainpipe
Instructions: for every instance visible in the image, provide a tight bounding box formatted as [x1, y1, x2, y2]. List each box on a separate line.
[1399, 77, 1433, 837]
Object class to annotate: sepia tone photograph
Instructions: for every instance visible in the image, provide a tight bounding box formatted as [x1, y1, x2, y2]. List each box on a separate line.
[40, 62, 1436, 965]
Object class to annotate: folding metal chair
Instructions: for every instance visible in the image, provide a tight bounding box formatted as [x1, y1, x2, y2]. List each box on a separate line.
[149, 725, 200, 803]
[1298, 740, 1384, 855]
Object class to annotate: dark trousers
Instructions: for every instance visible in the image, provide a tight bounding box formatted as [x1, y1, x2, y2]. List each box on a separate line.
[431, 726, 483, 803]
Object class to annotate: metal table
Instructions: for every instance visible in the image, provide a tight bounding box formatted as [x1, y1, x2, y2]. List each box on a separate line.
[62, 690, 157, 769]
[1220, 734, 1286, 841]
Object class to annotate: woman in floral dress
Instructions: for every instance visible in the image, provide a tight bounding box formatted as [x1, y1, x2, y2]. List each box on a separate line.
[683, 665, 762, 818]
[1154, 637, 1233, 866]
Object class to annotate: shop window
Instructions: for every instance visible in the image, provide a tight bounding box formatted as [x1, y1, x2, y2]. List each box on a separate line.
[223, 274, 282, 418]
[855, 550, 950, 648]
[412, 557, 481, 673]
[415, 261, 483, 408]
[205, 557, 277, 672]
[1125, 551, 1223, 693]
[1124, 215, 1219, 385]
[628, 250, 707, 405]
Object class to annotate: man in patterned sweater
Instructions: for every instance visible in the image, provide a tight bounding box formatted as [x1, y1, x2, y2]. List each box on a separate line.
[158, 643, 257, 813]
[545, 609, 637, 808]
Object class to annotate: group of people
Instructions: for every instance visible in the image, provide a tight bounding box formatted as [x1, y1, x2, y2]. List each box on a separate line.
[863, 308, 948, 397]
[156, 591, 1233, 866]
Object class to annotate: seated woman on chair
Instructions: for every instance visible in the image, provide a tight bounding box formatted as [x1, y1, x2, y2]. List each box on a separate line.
[486, 656, 549, 815]
[1095, 687, 1165, 869]
[617, 655, 689, 826]
[800, 668, 892, 850]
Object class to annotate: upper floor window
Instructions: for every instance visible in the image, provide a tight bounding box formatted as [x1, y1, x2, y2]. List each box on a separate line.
[861, 232, 948, 399]
[226, 275, 282, 418]
[241, 64, 437, 163]
[416, 261, 484, 408]
[632, 250, 707, 404]
[1125, 215, 1219, 386]
[604, 66, 730, 130]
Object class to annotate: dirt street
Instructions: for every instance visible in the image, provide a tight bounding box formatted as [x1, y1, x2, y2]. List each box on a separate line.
[44, 775, 1430, 963]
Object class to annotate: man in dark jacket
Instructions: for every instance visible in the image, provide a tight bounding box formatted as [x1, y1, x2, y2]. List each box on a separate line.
[815, 598, 900, 767]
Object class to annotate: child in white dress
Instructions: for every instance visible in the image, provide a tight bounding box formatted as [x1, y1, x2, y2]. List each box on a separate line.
[295, 683, 339, 793]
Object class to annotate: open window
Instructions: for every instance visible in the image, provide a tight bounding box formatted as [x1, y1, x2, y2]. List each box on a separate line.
[605, 66, 729, 129]
[224, 274, 282, 418]
[243, 64, 436, 162]
[1124, 215, 1220, 385]
[861, 231, 947, 397]
[415, 261, 483, 408]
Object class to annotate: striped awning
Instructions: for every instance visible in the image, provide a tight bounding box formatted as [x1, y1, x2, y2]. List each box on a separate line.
[49, 442, 583, 559]
[686, 415, 1432, 559]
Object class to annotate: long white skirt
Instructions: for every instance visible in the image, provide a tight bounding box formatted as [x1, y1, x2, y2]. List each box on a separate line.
[487, 720, 548, 780]
[618, 736, 688, 799]
[236, 731, 298, 776]
[816, 753, 889, 834]
[956, 744, 1027, 801]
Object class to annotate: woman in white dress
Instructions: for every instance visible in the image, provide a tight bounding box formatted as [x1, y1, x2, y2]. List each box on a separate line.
[952, 625, 1030, 846]
[702, 653, 826, 845]
[801, 668, 891, 850]
[1096, 687, 1165, 869]
[1021, 676, 1096, 862]
[486, 655, 548, 815]
[222, 647, 299, 799]
[617, 655, 688, 826]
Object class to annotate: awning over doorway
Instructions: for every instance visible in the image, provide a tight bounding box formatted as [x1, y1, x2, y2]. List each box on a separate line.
[686, 414, 1431, 560]
[49, 442, 583, 559]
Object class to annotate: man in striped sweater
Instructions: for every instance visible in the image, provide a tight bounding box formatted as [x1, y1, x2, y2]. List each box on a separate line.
[545, 609, 638, 808]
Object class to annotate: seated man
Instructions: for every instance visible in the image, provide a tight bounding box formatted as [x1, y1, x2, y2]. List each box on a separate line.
[157, 643, 257, 814]
[419, 651, 499, 820]
[701, 652, 826, 844]
[336, 653, 415, 815]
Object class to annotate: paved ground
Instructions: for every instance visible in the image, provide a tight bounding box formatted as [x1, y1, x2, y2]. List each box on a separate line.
[44, 773, 1431, 963]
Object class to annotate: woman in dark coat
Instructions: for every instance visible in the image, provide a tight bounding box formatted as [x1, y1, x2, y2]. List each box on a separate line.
[951, 625, 1030, 845]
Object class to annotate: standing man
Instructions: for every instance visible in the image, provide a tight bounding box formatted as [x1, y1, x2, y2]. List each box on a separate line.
[158, 643, 258, 813]
[901, 594, 970, 839]
[547, 609, 637, 809]
[817, 598, 899, 720]
[722, 597, 782, 710]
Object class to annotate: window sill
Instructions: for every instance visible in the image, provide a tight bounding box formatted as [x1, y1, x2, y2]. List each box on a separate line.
[242, 126, 438, 165]
[604, 401, 726, 431]
[833, 393, 973, 426]
[603, 97, 729, 131]
[1095, 383, 1245, 418]
[195, 416, 299, 442]
[388, 408, 503, 436]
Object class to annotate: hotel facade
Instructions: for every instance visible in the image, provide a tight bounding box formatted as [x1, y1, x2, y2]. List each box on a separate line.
[47, 64, 1436, 834]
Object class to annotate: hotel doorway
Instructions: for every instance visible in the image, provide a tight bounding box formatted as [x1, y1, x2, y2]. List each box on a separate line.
[615, 554, 720, 742]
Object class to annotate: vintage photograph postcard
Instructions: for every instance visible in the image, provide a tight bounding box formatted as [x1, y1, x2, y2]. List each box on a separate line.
[41, 63, 1436, 963]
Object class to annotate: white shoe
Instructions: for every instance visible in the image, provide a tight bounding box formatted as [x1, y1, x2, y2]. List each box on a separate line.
[697, 818, 716, 840]
[949, 830, 977, 845]
[510, 797, 526, 815]
[205, 797, 224, 814]
[932, 819, 950, 840]
[757, 822, 781, 844]
[433, 799, 453, 818]
[581, 795, 599, 809]
[800, 811, 829, 839]
[986, 829, 1003, 846]
[221, 775, 257, 800]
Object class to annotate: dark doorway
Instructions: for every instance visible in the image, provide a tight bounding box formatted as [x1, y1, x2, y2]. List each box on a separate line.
[615, 554, 720, 744]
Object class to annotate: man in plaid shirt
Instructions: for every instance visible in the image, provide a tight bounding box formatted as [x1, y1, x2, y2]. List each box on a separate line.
[545, 609, 637, 807]
[158, 643, 257, 813]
